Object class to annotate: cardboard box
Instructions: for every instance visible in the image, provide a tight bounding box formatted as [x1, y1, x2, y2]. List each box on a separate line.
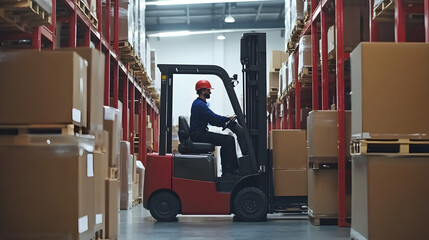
[270, 130, 307, 170]
[307, 110, 351, 163]
[327, 5, 362, 53]
[134, 114, 139, 132]
[105, 179, 119, 240]
[351, 155, 429, 240]
[0, 135, 95, 239]
[120, 142, 133, 210]
[0, 50, 87, 127]
[271, 50, 287, 71]
[60, 48, 105, 132]
[298, 35, 312, 75]
[308, 168, 351, 217]
[146, 127, 154, 143]
[351, 43, 429, 139]
[269, 71, 280, 90]
[273, 170, 307, 196]
[94, 152, 109, 234]
[136, 161, 145, 198]
[104, 107, 122, 167]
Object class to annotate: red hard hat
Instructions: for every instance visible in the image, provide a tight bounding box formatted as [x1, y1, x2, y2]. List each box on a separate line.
[195, 80, 214, 90]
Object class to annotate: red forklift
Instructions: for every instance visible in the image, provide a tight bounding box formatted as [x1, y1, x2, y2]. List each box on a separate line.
[143, 33, 307, 222]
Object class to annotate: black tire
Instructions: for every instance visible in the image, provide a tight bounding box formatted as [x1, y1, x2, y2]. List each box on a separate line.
[233, 187, 267, 222]
[148, 191, 180, 222]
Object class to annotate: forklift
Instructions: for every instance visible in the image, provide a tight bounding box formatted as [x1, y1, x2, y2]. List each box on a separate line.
[143, 33, 307, 222]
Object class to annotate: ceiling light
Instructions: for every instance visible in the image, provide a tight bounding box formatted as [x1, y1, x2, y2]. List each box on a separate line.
[154, 31, 191, 37]
[146, 0, 270, 6]
[217, 34, 226, 40]
[224, 15, 235, 23]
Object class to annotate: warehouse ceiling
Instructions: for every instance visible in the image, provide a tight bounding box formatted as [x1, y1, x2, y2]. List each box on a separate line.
[145, 0, 285, 35]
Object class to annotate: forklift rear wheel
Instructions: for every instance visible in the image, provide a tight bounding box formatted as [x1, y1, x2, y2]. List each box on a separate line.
[233, 187, 267, 222]
[149, 191, 180, 222]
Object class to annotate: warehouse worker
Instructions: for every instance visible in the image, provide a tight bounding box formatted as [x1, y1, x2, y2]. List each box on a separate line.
[190, 80, 239, 177]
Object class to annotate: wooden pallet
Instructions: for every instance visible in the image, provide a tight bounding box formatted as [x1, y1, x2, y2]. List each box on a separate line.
[351, 139, 429, 156]
[0, 124, 77, 136]
[108, 167, 118, 179]
[298, 66, 318, 79]
[89, 11, 98, 29]
[286, 20, 304, 52]
[76, 0, 90, 18]
[0, 9, 30, 32]
[309, 215, 343, 226]
[373, 0, 394, 22]
[132, 197, 142, 207]
[0, 0, 51, 32]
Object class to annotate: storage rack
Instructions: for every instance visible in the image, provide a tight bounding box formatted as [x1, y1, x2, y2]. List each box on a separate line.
[0, 0, 159, 165]
[268, 0, 429, 227]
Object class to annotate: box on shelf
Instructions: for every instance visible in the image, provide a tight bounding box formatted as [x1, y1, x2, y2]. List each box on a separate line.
[120, 142, 133, 210]
[308, 168, 351, 217]
[280, 62, 288, 97]
[105, 179, 119, 240]
[284, 0, 304, 43]
[307, 110, 351, 163]
[351, 43, 429, 139]
[136, 160, 145, 198]
[287, 52, 295, 87]
[269, 71, 280, 90]
[269, 130, 307, 170]
[60, 48, 105, 132]
[351, 155, 429, 240]
[0, 50, 87, 127]
[94, 151, 109, 234]
[104, 107, 122, 167]
[273, 170, 307, 197]
[134, 114, 139, 132]
[271, 50, 287, 71]
[0, 135, 95, 240]
[298, 35, 312, 75]
[146, 127, 154, 144]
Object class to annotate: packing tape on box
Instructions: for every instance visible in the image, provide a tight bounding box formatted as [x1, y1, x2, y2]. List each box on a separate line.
[104, 106, 116, 121]
[96, 214, 103, 224]
[73, 108, 82, 123]
[87, 153, 94, 177]
[78, 215, 89, 233]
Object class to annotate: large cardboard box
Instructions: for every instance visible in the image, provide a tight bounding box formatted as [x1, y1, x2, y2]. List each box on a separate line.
[271, 50, 287, 71]
[60, 48, 105, 132]
[0, 135, 95, 239]
[94, 151, 109, 234]
[327, 5, 362, 53]
[120, 141, 133, 210]
[270, 130, 307, 170]
[136, 161, 145, 198]
[146, 127, 154, 144]
[104, 107, 122, 167]
[351, 43, 429, 139]
[307, 110, 351, 163]
[269, 71, 280, 90]
[351, 155, 429, 240]
[105, 179, 119, 240]
[308, 168, 351, 217]
[298, 35, 312, 75]
[0, 50, 87, 127]
[273, 170, 307, 196]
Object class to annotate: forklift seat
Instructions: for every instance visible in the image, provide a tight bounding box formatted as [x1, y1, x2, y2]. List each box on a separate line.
[178, 116, 215, 154]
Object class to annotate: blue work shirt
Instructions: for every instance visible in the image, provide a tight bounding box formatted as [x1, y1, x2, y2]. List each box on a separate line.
[190, 98, 229, 134]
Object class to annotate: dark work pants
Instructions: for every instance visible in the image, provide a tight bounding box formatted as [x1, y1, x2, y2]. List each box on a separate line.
[191, 131, 239, 172]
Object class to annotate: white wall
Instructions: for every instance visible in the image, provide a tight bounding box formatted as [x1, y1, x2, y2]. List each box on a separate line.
[149, 30, 284, 126]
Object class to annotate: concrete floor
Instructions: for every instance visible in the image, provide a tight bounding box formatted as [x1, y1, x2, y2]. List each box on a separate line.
[119, 205, 351, 240]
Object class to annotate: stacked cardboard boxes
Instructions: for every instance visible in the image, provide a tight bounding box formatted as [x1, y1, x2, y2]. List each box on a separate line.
[0, 50, 120, 240]
[120, 141, 134, 209]
[306, 110, 352, 223]
[146, 115, 154, 150]
[350, 43, 429, 240]
[270, 130, 307, 197]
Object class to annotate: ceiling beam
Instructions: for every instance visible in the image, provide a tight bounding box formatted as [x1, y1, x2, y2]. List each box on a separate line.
[146, 20, 284, 32]
[186, 5, 190, 25]
[255, 3, 263, 23]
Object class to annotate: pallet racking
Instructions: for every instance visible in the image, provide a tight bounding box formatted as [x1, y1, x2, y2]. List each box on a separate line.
[268, 0, 429, 227]
[0, 0, 159, 165]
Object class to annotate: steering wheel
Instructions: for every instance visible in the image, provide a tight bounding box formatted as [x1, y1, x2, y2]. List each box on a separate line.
[222, 115, 238, 131]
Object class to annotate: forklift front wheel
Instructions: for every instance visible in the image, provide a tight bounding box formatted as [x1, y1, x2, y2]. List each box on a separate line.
[233, 187, 267, 222]
[148, 191, 180, 222]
